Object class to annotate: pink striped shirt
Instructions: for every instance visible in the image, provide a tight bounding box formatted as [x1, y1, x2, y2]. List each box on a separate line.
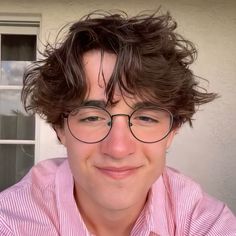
[0, 158, 235, 235]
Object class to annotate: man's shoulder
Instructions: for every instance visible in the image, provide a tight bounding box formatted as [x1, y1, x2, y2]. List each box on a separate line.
[161, 167, 236, 234]
[163, 166, 213, 208]
[164, 166, 202, 195]
[0, 158, 67, 234]
[0, 157, 67, 202]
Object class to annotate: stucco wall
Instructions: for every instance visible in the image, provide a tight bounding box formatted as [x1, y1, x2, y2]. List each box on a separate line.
[0, 0, 235, 214]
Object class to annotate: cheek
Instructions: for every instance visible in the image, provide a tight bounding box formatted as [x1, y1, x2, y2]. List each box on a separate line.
[143, 130, 175, 162]
[65, 135, 97, 178]
[66, 140, 98, 187]
[63, 124, 93, 158]
[141, 139, 170, 177]
[66, 139, 94, 163]
[143, 139, 169, 161]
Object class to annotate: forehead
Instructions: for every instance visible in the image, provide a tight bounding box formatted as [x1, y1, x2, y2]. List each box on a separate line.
[82, 49, 117, 99]
[81, 49, 158, 108]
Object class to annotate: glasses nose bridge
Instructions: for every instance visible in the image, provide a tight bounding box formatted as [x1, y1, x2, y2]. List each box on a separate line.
[110, 113, 132, 127]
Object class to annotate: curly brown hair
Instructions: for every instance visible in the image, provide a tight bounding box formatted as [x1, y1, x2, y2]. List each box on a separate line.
[22, 10, 217, 129]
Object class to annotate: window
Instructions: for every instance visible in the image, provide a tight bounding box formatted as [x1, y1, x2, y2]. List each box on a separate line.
[0, 18, 39, 191]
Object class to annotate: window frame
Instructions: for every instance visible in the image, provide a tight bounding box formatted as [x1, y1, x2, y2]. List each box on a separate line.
[0, 15, 40, 163]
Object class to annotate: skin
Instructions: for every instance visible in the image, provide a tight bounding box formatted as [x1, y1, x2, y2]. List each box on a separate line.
[57, 49, 176, 236]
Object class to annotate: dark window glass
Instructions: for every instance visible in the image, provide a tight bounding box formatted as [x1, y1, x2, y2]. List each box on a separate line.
[0, 144, 34, 191]
[1, 34, 36, 61]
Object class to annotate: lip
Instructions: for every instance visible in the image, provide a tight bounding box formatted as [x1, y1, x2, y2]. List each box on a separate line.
[96, 166, 141, 180]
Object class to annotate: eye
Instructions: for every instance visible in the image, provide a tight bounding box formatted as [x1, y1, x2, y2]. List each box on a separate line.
[131, 109, 163, 126]
[135, 115, 158, 123]
[79, 116, 104, 122]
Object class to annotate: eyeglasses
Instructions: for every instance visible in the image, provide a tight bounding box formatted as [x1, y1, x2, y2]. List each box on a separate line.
[64, 106, 173, 144]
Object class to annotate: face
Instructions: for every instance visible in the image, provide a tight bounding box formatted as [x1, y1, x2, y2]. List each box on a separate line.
[57, 50, 176, 215]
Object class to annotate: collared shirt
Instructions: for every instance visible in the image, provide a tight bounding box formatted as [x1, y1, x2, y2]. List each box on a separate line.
[0, 158, 235, 236]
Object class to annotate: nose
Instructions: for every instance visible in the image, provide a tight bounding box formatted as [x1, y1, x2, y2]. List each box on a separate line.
[100, 115, 136, 159]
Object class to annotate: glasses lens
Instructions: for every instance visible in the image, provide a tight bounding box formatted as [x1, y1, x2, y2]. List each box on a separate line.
[67, 106, 111, 143]
[67, 106, 173, 143]
[130, 107, 173, 143]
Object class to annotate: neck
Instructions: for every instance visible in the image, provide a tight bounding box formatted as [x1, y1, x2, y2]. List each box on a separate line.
[74, 186, 148, 236]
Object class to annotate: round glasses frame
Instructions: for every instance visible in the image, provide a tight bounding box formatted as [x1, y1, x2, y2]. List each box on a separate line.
[64, 106, 174, 144]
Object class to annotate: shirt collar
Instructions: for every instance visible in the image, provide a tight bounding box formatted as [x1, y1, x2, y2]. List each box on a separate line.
[56, 159, 91, 235]
[131, 169, 175, 236]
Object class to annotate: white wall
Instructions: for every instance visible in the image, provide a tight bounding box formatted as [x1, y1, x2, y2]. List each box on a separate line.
[0, 0, 235, 213]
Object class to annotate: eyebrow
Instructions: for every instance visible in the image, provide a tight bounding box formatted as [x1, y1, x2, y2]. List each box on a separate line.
[81, 100, 157, 110]
[82, 100, 107, 108]
[132, 101, 158, 110]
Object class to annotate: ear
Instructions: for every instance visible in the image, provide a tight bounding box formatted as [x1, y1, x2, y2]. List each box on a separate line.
[54, 126, 66, 146]
[166, 128, 178, 149]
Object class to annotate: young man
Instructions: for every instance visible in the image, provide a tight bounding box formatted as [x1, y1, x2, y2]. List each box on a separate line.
[0, 10, 236, 236]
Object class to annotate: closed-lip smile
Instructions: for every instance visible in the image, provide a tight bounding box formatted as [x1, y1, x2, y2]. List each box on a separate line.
[96, 166, 141, 179]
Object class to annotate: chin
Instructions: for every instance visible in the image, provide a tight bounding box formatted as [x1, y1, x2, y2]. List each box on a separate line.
[97, 190, 146, 212]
